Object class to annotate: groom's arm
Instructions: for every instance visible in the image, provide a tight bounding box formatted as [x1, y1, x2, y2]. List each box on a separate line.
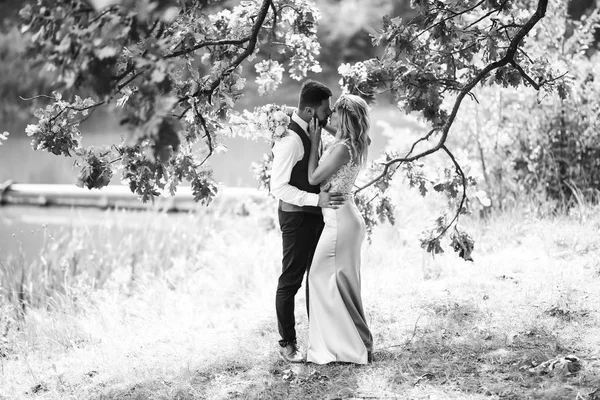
[271, 133, 319, 207]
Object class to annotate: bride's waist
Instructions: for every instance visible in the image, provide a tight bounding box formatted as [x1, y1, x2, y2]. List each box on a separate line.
[320, 187, 354, 197]
[322, 200, 361, 220]
[332, 193, 354, 201]
[325, 197, 358, 211]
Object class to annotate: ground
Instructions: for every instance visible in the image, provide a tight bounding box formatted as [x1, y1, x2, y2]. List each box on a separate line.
[1, 188, 600, 399]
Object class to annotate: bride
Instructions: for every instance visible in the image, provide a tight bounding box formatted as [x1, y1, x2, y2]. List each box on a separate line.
[306, 93, 373, 364]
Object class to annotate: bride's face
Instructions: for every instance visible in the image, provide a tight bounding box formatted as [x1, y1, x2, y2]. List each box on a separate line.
[327, 109, 339, 134]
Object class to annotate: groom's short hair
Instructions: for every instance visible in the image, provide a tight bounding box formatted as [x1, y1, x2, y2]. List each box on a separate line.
[299, 80, 332, 109]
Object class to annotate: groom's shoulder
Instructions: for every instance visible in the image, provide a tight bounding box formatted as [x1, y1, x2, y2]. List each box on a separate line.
[272, 129, 302, 154]
[275, 128, 301, 144]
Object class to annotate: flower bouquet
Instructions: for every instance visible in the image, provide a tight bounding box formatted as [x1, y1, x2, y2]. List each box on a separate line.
[227, 104, 292, 145]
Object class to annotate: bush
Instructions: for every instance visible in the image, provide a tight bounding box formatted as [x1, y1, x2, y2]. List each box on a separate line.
[449, 2, 600, 208]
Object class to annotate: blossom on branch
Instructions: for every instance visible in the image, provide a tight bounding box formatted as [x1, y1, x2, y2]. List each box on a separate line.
[255, 60, 285, 95]
[0, 131, 9, 145]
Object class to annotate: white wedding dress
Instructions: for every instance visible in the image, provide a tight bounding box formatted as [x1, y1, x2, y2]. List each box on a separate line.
[307, 140, 373, 364]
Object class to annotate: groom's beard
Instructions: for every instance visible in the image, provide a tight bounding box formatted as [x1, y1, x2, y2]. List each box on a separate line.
[317, 117, 329, 128]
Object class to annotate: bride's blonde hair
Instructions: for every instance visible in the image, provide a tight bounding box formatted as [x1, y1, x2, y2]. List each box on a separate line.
[334, 94, 370, 166]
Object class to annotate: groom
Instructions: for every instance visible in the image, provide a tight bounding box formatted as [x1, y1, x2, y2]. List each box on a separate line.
[270, 80, 345, 363]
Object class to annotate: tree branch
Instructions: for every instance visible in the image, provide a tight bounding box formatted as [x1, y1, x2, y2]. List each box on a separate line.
[202, 0, 273, 99]
[270, 1, 278, 36]
[518, 47, 534, 63]
[164, 36, 252, 59]
[429, 38, 486, 56]
[196, 111, 213, 167]
[544, 71, 569, 85]
[357, 0, 549, 195]
[113, 63, 134, 82]
[433, 145, 467, 242]
[48, 100, 107, 124]
[405, 128, 440, 159]
[354, 0, 548, 249]
[354, 128, 439, 195]
[412, 0, 486, 42]
[20, 94, 56, 101]
[116, 68, 147, 92]
[177, 105, 192, 120]
[463, 0, 508, 30]
[510, 60, 540, 89]
[88, 6, 118, 24]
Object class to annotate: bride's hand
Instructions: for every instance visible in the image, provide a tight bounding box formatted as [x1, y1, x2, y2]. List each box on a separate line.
[309, 118, 321, 141]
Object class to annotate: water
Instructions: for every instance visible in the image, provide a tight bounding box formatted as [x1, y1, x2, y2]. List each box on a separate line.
[0, 105, 405, 261]
[0, 131, 272, 188]
[0, 205, 169, 264]
[0, 104, 398, 187]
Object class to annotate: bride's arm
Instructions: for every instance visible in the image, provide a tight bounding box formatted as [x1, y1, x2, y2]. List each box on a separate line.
[308, 123, 350, 185]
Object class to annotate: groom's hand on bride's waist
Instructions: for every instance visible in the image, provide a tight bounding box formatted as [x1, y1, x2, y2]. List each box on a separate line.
[318, 184, 346, 209]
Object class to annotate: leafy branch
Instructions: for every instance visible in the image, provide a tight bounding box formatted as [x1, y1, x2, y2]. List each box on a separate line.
[510, 60, 540, 89]
[164, 37, 253, 59]
[435, 145, 467, 241]
[463, 0, 509, 30]
[359, 0, 549, 185]
[201, 0, 273, 99]
[354, 127, 438, 195]
[196, 110, 213, 167]
[354, 0, 550, 253]
[41, 98, 106, 126]
[411, 0, 486, 42]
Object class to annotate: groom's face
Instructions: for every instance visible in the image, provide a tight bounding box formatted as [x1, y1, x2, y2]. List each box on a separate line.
[311, 97, 333, 128]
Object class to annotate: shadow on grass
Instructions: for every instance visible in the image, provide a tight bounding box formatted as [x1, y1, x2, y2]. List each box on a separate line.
[90, 358, 255, 400]
[87, 313, 600, 400]
[88, 357, 360, 400]
[372, 322, 600, 400]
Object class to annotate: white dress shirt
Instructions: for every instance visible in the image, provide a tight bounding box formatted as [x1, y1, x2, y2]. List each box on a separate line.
[270, 112, 319, 207]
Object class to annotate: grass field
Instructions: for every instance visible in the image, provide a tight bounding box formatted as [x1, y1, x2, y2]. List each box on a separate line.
[1, 183, 600, 400]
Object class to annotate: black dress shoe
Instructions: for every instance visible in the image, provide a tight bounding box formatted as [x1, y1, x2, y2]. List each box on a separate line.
[279, 342, 304, 363]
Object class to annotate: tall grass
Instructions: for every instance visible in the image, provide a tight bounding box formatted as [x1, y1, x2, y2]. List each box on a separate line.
[1, 209, 209, 313]
[1, 185, 600, 399]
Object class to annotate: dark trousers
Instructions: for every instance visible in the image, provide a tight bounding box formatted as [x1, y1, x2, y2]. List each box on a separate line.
[276, 210, 324, 347]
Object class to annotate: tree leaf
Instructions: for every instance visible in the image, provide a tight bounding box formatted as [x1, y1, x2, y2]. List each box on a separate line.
[95, 46, 119, 60]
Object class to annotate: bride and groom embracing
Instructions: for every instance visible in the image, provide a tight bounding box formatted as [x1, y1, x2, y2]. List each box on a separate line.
[270, 80, 373, 365]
